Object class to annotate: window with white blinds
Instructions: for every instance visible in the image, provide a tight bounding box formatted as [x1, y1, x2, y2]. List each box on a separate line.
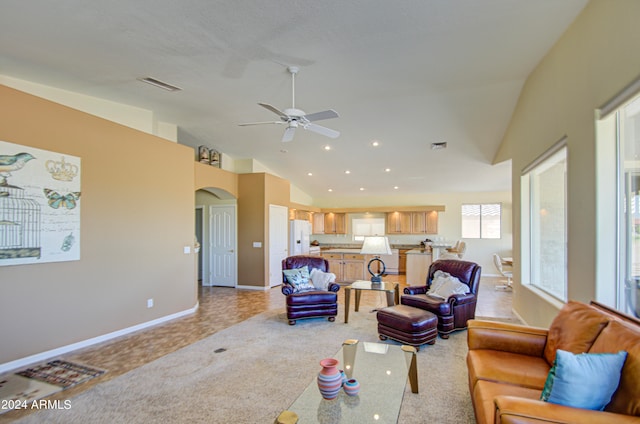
[461, 203, 501, 239]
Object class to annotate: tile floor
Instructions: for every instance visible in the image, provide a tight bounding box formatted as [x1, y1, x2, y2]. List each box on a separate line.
[1, 274, 514, 422]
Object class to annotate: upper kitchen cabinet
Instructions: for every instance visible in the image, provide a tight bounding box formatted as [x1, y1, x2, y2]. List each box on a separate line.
[312, 213, 325, 234]
[324, 212, 346, 234]
[290, 209, 313, 223]
[386, 212, 412, 234]
[411, 211, 438, 234]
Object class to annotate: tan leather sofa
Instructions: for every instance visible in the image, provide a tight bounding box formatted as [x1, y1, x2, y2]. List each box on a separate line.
[467, 301, 640, 424]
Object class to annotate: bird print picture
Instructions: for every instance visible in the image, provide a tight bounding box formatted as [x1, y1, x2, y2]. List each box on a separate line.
[0, 140, 81, 266]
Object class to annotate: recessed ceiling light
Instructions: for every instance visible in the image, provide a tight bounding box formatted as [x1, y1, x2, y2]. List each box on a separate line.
[324, 145, 332, 151]
[138, 77, 182, 92]
[385, 168, 391, 172]
[307, 172, 313, 176]
[359, 187, 365, 191]
[345, 170, 351, 174]
[431, 142, 448, 150]
[328, 188, 333, 192]
[371, 140, 380, 147]
[394, 186, 399, 190]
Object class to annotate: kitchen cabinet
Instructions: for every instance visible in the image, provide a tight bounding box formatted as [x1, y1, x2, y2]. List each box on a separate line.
[343, 253, 366, 282]
[398, 249, 409, 274]
[323, 249, 398, 282]
[312, 213, 325, 234]
[386, 212, 412, 234]
[323, 253, 343, 279]
[411, 211, 438, 234]
[324, 213, 346, 234]
[322, 251, 365, 283]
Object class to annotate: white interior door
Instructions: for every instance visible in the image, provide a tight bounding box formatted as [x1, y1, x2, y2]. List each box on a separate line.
[208, 205, 237, 287]
[269, 204, 289, 287]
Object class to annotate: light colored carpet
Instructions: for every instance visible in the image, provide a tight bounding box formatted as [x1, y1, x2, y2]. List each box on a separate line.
[15, 308, 476, 423]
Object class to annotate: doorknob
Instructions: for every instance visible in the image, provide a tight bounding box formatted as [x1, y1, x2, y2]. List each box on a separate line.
[228, 249, 234, 253]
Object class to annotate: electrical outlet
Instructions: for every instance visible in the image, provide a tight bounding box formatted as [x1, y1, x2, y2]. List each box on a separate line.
[147, 298, 154, 308]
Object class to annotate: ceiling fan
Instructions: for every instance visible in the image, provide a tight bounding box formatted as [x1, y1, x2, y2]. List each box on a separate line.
[239, 66, 340, 142]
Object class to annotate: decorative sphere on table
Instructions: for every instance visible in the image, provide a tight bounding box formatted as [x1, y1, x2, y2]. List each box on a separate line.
[317, 358, 342, 400]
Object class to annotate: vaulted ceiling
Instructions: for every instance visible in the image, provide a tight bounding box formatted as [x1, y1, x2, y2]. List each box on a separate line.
[0, 0, 588, 200]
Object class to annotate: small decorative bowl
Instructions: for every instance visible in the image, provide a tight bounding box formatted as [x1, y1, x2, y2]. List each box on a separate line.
[343, 378, 360, 396]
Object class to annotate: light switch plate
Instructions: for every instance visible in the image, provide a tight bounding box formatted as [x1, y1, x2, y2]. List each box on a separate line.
[184, 246, 191, 254]
[253, 242, 262, 248]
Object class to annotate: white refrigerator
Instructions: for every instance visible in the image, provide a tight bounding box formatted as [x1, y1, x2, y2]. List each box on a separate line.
[289, 220, 311, 256]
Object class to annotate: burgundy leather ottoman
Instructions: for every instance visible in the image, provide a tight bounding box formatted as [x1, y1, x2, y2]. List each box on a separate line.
[377, 304, 437, 350]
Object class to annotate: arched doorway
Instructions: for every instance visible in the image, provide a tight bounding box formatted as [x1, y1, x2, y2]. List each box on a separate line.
[196, 187, 238, 287]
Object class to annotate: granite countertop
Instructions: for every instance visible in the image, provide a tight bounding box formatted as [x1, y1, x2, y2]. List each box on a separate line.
[320, 244, 419, 251]
[323, 248, 400, 254]
[406, 248, 432, 255]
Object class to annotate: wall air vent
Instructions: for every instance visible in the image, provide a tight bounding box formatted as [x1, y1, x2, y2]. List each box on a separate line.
[431, 142, 447, 150]
[138, 77, 182, 92]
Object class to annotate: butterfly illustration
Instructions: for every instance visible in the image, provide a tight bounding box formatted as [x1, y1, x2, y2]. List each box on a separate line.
[43, 189, 81, 209]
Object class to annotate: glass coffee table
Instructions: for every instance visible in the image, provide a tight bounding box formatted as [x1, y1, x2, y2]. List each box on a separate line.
[280, 339, 418, 424]
[344, 280, 400, 323]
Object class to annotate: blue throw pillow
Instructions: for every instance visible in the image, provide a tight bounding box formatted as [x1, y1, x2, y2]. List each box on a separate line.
[282, 266, 314, 292]
[540, 349, 627, 410]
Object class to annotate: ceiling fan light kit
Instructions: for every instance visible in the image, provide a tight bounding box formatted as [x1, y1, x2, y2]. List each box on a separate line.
[239, 66, 340, 142]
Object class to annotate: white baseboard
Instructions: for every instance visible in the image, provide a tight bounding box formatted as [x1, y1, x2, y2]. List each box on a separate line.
[0, 303, 199, 374]
[237, 284, 270, 291]
[512, 308, 527, 326]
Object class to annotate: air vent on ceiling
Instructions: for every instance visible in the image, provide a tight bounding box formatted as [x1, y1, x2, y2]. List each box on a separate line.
[138, 77, 182, 92]
[431, 142, 447, 150]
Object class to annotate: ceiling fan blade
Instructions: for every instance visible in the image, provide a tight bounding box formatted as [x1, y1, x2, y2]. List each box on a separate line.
[258, 102, 289, 119]
[282, 126, 296, 142]
[303, 109, 339, 122]
[238, 121, 283, 126]
[305, 123, 340, 139]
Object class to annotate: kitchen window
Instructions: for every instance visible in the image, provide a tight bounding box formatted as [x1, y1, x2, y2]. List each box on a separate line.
[461, 203, 501, 239]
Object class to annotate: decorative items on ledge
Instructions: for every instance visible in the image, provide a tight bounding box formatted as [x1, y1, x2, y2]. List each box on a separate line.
[197, 146, 222, 168]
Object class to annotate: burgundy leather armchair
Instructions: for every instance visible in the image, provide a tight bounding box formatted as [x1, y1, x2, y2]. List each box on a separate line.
[281, 255, 340, 325]
[402, 259, 481, 338]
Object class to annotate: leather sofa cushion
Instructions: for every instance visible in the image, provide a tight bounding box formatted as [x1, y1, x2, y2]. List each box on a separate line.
[543, 301, 610, 365]
[589, 319, 640, 416]
[430, 259, 477, 285]
[473, 380, 540, 424]
[283, 256, 329, 273]
[286, 291, 337, 306]
[468, 349, 550, 391]
[401, 294, 451, 315]
[376, 304, 437, 332]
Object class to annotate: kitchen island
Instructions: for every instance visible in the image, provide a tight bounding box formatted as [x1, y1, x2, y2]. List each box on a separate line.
[321, 248, 399, 283]
[405, 248, 432, 285]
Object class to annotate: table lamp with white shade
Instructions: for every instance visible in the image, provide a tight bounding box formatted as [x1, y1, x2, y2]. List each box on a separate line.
[360, 236, 392, 283]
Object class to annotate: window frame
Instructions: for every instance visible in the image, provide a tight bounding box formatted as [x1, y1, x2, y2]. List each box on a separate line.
[521, 138, 568, 302]
[460, 203, 502, 239]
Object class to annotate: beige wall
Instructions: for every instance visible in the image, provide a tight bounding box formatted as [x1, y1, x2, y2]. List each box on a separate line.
[236, 173, 290, 288]
[0, 85, 196, 364]
[497, 0, 640, 327]
[195, 162, 238, 198]
[238, 173, 266, 287]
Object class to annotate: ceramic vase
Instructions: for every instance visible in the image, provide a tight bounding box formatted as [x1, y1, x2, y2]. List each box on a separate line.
[317, 358, 342, 400]
[339, 369, 347, 386]
[343, 378, 360, 396]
